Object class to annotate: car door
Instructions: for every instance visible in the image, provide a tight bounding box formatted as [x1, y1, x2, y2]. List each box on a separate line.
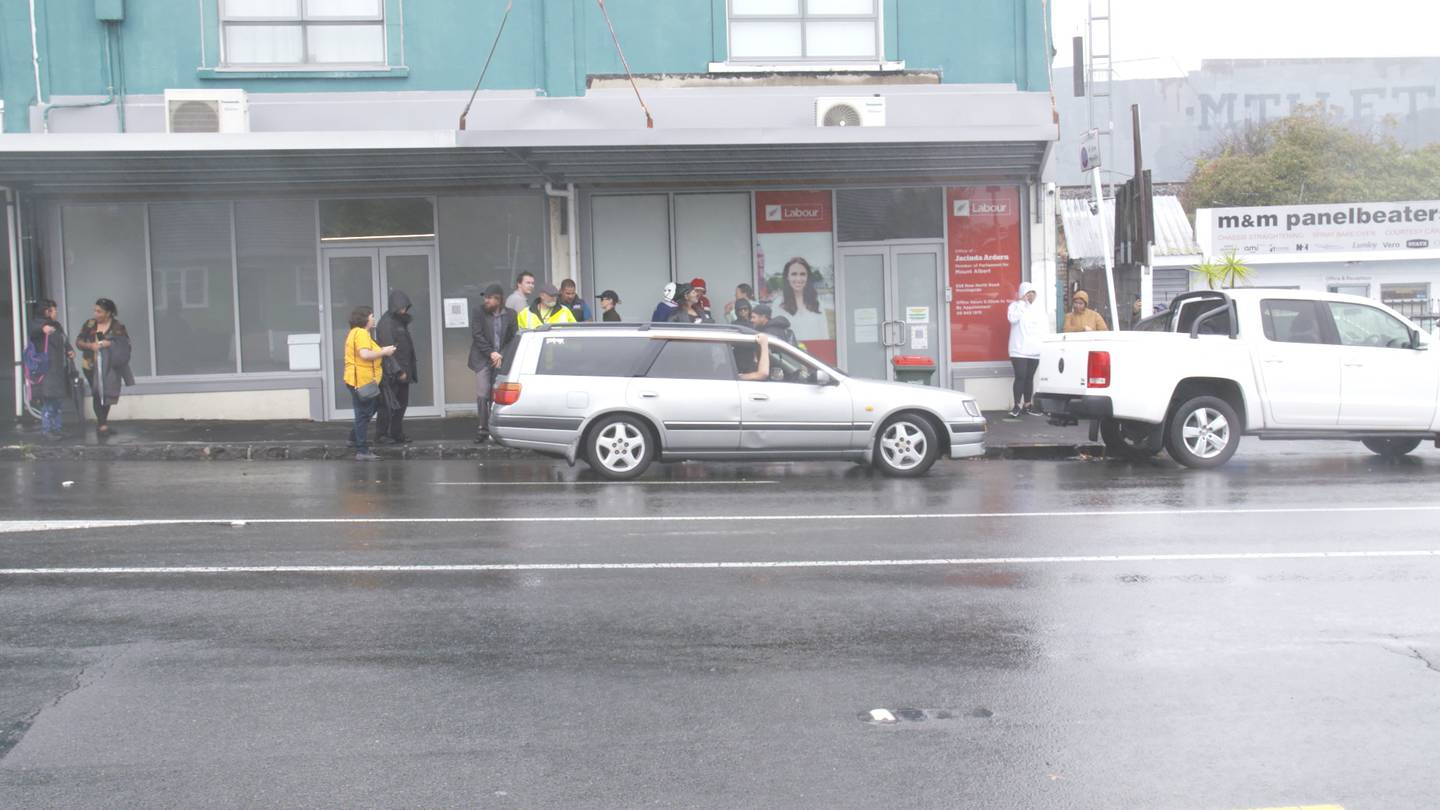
[1326, 301, 1440, 427]
[1254, 299, 1341, 427]
[630, 339, 741, 451]
[738, 344, 855, 451]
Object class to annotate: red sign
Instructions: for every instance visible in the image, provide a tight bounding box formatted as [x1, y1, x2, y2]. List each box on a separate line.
[947, 186, 1023, 363]
[755, 190, 834, 234]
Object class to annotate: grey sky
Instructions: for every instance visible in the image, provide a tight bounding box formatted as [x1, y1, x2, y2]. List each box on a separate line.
[1051, 0, 1440, 78]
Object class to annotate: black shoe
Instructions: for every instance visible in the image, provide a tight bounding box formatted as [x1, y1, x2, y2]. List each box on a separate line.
[375, 435, 396, 445]
[1007, 406, 1023, 418]
[392, 435, 414, 444]
[474, 433, 490, 445]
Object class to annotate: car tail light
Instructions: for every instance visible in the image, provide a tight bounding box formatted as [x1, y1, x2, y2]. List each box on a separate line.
[494, 382, 522, 405]
[1086, 351, 1110, 388]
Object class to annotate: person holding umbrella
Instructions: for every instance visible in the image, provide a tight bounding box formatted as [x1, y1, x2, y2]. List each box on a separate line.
[25, 299, 75, 441]
[75, 298, 135, 437]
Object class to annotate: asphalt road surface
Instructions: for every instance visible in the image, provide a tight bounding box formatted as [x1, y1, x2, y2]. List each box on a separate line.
[2, 444, 1438, 809]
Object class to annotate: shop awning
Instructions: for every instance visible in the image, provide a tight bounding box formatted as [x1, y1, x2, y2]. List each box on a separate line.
[0, 125, 1053, 195]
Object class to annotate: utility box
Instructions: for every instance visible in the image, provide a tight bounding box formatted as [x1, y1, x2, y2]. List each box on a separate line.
[95, 0, 124, 21]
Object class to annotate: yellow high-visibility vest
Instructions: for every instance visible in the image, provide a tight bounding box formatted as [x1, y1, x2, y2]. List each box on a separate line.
[517, 304, 577, 330]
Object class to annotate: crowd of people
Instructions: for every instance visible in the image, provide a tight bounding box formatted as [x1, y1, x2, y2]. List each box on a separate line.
[22, 298, 135, 442]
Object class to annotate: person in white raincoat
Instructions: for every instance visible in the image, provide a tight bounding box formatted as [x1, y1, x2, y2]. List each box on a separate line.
[1006, 281, 1048, 417]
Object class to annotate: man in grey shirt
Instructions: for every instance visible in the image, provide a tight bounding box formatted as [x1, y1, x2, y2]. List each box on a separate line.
[506, 271, 535, 315]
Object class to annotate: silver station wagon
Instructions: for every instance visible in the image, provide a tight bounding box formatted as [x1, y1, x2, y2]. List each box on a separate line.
[490, 323, 986, 479]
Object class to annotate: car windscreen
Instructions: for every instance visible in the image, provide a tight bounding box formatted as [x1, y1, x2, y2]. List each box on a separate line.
[536, 336, 651, 377]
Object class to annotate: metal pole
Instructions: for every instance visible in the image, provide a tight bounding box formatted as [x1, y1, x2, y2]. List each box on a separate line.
[1132, 104, 1151, 320]
[1090, 168, 1118, 327]
[5, 188, 22, 418]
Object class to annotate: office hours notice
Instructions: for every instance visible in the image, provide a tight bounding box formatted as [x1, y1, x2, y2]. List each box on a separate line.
[946, 186, 1023, 363]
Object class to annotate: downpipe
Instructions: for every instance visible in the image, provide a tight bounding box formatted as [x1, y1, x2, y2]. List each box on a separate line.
[543, 182, 579, 285]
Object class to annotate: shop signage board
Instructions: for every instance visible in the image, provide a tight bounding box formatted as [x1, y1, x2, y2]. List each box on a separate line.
[1198, 200, 1440, 258]
[946, 186, 1023, 363]
[754, 190, 837, 364]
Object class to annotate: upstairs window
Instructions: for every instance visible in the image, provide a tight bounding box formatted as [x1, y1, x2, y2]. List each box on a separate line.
[728, 0, 880, 63]
[221, 0, 386, 67]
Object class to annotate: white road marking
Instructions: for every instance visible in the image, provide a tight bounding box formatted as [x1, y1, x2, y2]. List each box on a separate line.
[0, 549, 1436, 576]
[432, 480, 777, 487]
[5, 503, 1440, 535]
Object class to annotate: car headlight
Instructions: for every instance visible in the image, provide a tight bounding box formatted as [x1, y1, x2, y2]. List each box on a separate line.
[963, 400, 981, 417]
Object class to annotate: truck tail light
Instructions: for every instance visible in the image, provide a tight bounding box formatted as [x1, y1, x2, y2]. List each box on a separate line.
[1086, 351, 1110, 388]
[494, 382, 522, 405]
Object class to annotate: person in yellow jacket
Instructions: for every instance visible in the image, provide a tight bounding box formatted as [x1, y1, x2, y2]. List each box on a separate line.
[517, 283, 578, 330]
[343, 305, 396, 461]
[1063, 289, 1109, 333]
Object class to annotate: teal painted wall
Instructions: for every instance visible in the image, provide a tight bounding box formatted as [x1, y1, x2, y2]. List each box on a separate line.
[3, 0, 1050, 133]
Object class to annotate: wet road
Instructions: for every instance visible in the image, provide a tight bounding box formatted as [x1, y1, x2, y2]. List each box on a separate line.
[2, 446, 1438, 809]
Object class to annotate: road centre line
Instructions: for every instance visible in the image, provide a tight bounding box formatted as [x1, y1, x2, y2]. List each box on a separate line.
[432, 480, 777, 486]
[5, 503, 1440, 534]
[1, 549, 1436, 576]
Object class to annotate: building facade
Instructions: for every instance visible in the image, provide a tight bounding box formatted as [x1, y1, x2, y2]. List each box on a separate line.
[2, 0, 1057, 420]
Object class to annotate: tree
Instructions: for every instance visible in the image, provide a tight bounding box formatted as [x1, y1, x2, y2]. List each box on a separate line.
[1191, 252, 1252, 290]
[1183, 107, 1440, 211]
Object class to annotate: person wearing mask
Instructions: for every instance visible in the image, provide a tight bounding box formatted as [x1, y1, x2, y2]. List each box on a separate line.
[343, 306, 396, 461]
[558, 279, 590, 322]
[723, 283, 754, 320]
[669, 284, 712, 324]
[25, 299, 74, 441]
[469, 284, 518, 443]
[506, 271, 536, 315]
[597, 290, 623, 322]
[651, 282, 680, 323]
[75, 298, 134, 437]
[517, 284, 577, 330]
[1007, 281, 1048, 417]
[1063, 290, 1109, 333]
[374, 289, 418, 444]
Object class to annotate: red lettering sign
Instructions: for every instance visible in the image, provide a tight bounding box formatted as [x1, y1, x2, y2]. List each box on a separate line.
[947, 186, 1023, 363]
[755, 190, 834, 234]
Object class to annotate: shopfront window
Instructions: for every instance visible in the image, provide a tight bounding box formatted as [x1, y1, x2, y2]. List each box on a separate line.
[729, 0, 880, 62]
[675, 194, 753, 323]
[149, 203, 238, 375]
[591, 195, 671, 325]
[236, 200, 321, 372]
[319, 197, 434, 241]
[61, 204, 153, 377]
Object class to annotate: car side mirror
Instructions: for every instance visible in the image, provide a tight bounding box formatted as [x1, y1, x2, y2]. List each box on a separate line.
[1412, 330, 1429, 351]
[815, 370, 836, 386]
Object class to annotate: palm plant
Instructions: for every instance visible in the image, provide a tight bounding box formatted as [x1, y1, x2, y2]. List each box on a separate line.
[1191, 252, 1253, 289]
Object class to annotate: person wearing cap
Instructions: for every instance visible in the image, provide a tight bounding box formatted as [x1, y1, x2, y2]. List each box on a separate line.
[598, 290, 622, 322]
[469, 284, 518, 442]
[687, 277, 711, 318]
[669, 283, 712, 324]
[749, 303, 795, 344]
[1007, 281, 1049, 417]
[517, 283, 577, 330]
[1063, 289, 1109, 334]
[558, 278, 590, 322]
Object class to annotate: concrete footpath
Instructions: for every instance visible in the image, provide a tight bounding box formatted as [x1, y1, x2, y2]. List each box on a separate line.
[0, 412, 1100, 462]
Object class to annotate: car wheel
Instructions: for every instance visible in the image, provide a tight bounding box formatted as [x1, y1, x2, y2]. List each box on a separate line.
[1164, 396, 1240, 469]
[874, 414, 939, 478]
[1361, 437, 1422, 458]
[585, 414, 655, 480]
[1100, 418, 1162, 459]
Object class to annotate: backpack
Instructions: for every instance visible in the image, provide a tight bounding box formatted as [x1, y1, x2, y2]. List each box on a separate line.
[22, 334, 49, 384]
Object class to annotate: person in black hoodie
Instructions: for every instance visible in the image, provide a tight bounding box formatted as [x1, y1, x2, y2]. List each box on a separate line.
[26, 299, 74, 441]
[375, 289, 418, 444]
[468, 284, 518, 443]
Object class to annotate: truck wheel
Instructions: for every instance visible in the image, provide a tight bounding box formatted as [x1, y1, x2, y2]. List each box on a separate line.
[1100, 418, 1162, 459]
[874, 414, 939, 478]
[585, 414, 656, 480]
[1361, 437, 1421, 458]
[1165, 396, 1240, 469]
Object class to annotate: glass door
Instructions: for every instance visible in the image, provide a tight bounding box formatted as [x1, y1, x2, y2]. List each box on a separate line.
[836, 244, 947, 385]
[323, 246, 442, 419]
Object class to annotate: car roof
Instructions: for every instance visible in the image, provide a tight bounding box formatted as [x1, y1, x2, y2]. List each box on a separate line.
[527, 322, 760, 341]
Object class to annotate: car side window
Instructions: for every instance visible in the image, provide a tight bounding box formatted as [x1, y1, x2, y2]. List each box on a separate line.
[1261, 300, 1326, 344]
[537, 336, 651, 376]
[1176, 298, 1231, 335]
[646, 340, 736, 381]
[1327, 302, 1413, 349]
[767, 346, 820, 384]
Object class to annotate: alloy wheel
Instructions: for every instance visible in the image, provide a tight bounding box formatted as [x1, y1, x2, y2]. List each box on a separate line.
[1181, 407, 1230, 459]
[880, 421, 928, 471]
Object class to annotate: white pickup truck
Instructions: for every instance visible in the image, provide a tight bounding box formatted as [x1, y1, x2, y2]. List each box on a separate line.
[1033, 289, 1440, 468]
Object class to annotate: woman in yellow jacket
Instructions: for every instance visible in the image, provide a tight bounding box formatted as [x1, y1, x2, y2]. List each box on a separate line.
[517, 283, 578, 330]
[1063, 290, 1109, 333]
[344, 305, 396, 461]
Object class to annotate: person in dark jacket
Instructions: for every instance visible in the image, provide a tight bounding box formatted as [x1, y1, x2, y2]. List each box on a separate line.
[669, 284, 712, 324]
[75, 297, 135, 436]
[558, 279, 590, 321]
[650, 282, 680, 323]
[597, 290, 622, 321]
[468, 284, 518, 443]
[374, 289, 418, 443]
[26, 299, 74, 441]
[749, 303, 796, 344]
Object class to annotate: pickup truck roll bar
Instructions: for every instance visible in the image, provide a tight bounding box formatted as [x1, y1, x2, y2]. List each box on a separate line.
[1180, 293, 1239, 341]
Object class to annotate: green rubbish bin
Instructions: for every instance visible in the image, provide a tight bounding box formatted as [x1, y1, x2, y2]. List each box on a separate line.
[891, 355, 936, 385]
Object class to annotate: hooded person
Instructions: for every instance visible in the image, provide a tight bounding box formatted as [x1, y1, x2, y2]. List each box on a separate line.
[651, 281, 681, 323]
[1063, 289, 1109, 333]
[1006, 281, 1049, 416]
[375, 288, 418, 443]
[749, 303, 796, 344]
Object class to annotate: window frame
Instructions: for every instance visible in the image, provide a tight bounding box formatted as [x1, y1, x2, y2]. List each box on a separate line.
[218, 0, 388, 70]
[726, 0, 882, 65]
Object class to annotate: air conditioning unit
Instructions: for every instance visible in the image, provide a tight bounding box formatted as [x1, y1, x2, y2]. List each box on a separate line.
[164, 89, 249, 134]
[815, 96, 886, 128]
